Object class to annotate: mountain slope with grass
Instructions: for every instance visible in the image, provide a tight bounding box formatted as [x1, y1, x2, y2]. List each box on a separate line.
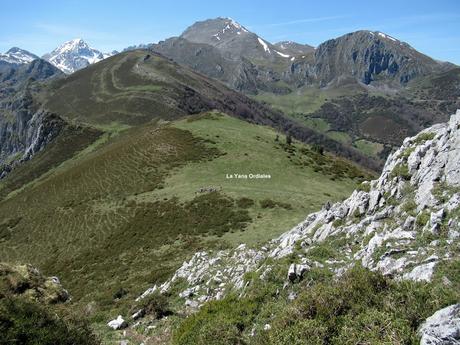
[125, 110, 460, 344]
[36, 49, 378, 170]
[0, 108, 372, 342]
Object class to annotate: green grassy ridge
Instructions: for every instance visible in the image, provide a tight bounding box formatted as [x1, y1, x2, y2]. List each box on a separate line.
[0, 112, 370, 326]
[145, 112, 372, 245]
[0, 123, 222, 306]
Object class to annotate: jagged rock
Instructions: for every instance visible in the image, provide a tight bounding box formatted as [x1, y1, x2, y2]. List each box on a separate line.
[403, 216, 416, 230]
[107, 315, 127, 330]
[402, 262, 437, 282]
[368, 190, 381, 213]
[430, 209, 445, 228]
[287, 263, 310, 282]
[419, 304, 460, 345]
[131, 309, 145, 320]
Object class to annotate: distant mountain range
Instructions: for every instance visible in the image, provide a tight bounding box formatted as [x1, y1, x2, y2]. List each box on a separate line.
[0, 39, 116, 74]
[0, 16, 459, 172]
[152, 17, 452, 93]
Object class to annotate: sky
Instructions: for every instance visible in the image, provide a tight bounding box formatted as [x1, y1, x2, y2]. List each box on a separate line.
[1, 0, 459, 64]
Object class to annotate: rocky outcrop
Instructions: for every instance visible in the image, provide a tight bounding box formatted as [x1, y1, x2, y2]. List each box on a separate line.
[0, 262, 69, 304]
[131, 110, 460, 341]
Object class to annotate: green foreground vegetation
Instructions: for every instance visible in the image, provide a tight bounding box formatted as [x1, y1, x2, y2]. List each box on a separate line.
[172, 263, 460, 345]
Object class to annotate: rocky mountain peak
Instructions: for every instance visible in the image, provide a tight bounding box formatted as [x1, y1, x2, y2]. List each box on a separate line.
[180, 17, 284, 61]
[0, 47, 39, 65]
[42, 38, 111, 74]
[312, 29, 444, 86]
[181, 17, 250, 45]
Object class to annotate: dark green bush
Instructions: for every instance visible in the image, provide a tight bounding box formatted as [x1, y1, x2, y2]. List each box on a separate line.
[134, 292, 169, 319]
[0, 297, 99, 345]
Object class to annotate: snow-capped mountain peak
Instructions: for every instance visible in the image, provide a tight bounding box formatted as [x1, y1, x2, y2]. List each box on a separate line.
[0, 47, 39, 65]
[43, 38, 113, 74]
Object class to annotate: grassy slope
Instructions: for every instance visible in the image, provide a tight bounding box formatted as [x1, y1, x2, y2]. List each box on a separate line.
[135, 113, 369, 245]
[0, 112, 370, 325]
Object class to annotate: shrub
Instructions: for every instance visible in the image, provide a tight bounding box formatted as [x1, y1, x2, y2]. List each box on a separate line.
[237, 198, 255, 209]
[134, 292, 169, 319]
[259, 199, 292, 210]
[402, 200, 417, 215]
[312, 144, 324, 155]
[173, 265, 457, 345]
[173, 295, 258, 345]
[391, 163, 411, 180]
[261, 319, 326, 345]
[0, 297, 99, 345]
[356, 182, 370, 192]
[414, 132, 435, 144]
[416, 211, 430, 228]
[332, 308, 415, 344]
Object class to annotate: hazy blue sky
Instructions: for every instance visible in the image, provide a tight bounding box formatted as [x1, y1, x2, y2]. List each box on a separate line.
[1, 0, 459, 63]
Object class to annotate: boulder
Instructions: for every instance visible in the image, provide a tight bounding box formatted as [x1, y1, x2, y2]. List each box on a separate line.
[419, 304, 460, 345]
[430, 209, 445, 227]
[287, 263, 310, 282]
[107, 315, 127, 330]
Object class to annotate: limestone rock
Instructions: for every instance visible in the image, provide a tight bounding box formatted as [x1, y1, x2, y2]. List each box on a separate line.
[419, 304, 460, 345]
[107, 315, 127, 330]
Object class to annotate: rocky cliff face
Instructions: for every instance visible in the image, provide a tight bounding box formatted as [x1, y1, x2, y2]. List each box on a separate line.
[0, 59, 64, 178]
[310, 30, 443, 87]
[134, 110, 460, 343]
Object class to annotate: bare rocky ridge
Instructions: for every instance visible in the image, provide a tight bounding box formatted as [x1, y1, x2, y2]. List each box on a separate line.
[132, 110, 460, 343]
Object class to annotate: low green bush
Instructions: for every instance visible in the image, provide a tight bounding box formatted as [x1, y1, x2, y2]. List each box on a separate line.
[0, 297, 99, 345]
[133, 292, 170, 319]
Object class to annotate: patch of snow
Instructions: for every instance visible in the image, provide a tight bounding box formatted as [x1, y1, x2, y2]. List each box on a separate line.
[275, 50, 290, 58]
[228, 18, 248, 33]
[257, 38, 270, 53]
[377, 32, 397, 42]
